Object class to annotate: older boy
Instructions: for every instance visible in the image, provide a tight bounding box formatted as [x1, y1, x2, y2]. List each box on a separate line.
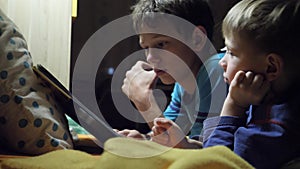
[152, 0, 300, 168]
[119, 0, 226, 141]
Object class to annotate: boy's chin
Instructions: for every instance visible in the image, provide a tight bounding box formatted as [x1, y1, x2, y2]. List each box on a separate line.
[159, 77, 176, 85]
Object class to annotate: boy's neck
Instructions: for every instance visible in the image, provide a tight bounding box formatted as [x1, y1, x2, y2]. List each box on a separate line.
[178, 49, 209, 94]
[179, 61, 202, 94]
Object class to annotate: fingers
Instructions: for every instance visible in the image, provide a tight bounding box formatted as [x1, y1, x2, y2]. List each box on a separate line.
[117, 129, 131, 137]
[121, 78, 130, 96]
[152, 118, 181, 137]
[122, 61, 157, 96]
[245, 72, 265, 89]
[153, 118, 173, 129]
[139, 61, 153, 71]
[151, 125, 166, 136]
[129, 61, 157, 80]
[151, 122, 170, 146]
[232, 71, 268, 90]
[152, 118, 172, 136]
[117, 129, 146, 140]
[252, 73, 265, 89]
[230, 71, 270, 106]
[244, 71, 254, 85]
[231, 70, 246, 87]
[130, 61, 154, 74]
[151, 118, 186, 147]
[151, 130, 169, 146]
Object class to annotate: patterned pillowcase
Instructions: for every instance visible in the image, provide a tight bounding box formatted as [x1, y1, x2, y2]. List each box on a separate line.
[0, 9, 73, 155]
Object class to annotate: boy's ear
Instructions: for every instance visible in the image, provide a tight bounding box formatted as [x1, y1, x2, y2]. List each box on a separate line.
[192, 26, 207, 52]
[266, 53, 283, 81]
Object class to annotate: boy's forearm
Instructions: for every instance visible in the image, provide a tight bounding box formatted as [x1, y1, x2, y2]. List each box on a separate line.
[203, 116, 245, 149]
[220, 97, 248, 117]
[139, 105, 164, 129]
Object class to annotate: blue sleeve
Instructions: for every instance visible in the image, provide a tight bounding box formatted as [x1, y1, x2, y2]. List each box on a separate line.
[197, 53, 227, 115]
[203, 116, 300, 168]
[165, 53, 227, 138]
[163, 83, 182, 121]
[188, 53, 227, 137]
[203, 116, 245, 149]
[233, 124, 300, 168]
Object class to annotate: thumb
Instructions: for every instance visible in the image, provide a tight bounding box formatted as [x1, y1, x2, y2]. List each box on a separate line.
[154, 118, 173, 129]
[140, 62, 153, 71]
[150, 74, 158, 89]
[139, 62, 158, 87]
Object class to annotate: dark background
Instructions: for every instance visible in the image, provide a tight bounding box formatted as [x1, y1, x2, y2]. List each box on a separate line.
[71, 0, 152, 133]
[70, 0, 240, 133]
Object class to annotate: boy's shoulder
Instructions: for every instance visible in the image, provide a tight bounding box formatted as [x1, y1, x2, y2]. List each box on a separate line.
[210, 52, 225, 61]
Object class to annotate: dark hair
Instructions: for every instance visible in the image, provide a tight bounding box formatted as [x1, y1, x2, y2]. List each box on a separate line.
[131, 0, 214, 40]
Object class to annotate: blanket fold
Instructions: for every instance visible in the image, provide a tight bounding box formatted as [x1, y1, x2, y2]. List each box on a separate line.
[0, 137, 254, 169]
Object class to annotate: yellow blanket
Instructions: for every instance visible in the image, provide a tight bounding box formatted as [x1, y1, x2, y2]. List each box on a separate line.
[0, 137, 254, 169]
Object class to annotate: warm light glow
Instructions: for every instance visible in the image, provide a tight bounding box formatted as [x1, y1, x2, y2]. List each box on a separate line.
[72, 0, 77, 18]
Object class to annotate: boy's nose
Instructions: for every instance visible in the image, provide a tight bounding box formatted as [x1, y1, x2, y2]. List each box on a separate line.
[218, 57, 227, 70]
[146, 48, 160, 65]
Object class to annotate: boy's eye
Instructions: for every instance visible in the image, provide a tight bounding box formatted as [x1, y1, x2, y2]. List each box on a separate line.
[221, 46, 236, 57]
[225, 49, 235, 57]
[226, 50, 234, 56]
[156, 41, 168, 49]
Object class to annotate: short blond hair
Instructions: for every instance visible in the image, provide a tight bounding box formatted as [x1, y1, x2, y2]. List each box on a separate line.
[222, 0, 300, 60]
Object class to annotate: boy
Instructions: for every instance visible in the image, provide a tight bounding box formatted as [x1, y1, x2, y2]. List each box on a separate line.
[151, 0, 300, 168]
[118, 0, 226, 141]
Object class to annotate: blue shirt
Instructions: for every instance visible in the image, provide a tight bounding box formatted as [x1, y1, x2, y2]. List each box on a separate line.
[163, 53, 227, 137]
[203, 104, 300, 169]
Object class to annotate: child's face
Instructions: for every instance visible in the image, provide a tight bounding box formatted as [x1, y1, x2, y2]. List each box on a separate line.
[219, 35, 268, 85]
[139, 33, 200, 84]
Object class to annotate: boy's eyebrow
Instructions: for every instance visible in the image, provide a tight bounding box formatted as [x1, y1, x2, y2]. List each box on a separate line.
[152, 34, 168, 39]
[224, 40, 235, 51]
[139, 34, 168, 45]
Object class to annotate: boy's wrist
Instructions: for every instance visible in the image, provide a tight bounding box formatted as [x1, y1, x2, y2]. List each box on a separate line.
[134, 101, 151, 112]
[221, 97, 248, 117]
[139, 103, 163, 124]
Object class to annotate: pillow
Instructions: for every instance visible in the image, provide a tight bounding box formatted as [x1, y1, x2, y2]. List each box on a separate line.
[0, 8, 73, 155]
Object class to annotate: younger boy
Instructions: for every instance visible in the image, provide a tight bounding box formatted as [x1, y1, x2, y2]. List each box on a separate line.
[151, 0, 300, 168]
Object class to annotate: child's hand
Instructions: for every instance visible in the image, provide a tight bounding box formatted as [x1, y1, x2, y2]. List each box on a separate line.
[151, 118, 188, 148]
[221, 71, 270, 117]
[122, 61, 157, 112]
[116, 129, 148, 140]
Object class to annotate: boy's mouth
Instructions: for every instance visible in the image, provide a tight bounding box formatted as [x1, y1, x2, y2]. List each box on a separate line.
[223, 74, 229, 84]
[154, 68, 166, 75]
[224, 77, 229, 83]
